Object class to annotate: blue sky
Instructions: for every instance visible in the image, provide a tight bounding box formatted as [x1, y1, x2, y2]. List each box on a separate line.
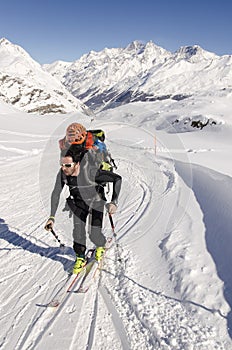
[0, 0, 231, 64]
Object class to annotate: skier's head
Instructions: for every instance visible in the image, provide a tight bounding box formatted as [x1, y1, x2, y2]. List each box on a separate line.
[65, 123, 87, 145]
[60, 151, 80, 176]
[60, 144, 85, 175]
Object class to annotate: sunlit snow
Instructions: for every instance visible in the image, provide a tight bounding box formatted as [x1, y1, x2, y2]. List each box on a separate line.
[1, 39, 232, 350]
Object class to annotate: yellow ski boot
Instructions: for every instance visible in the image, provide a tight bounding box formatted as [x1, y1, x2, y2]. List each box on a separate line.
[73, 256, 86, 274]
[95, 247, 106, 261]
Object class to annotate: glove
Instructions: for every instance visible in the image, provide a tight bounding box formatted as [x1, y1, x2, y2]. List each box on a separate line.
[44, 216, 55, 231]
[106, 203, 117, 215]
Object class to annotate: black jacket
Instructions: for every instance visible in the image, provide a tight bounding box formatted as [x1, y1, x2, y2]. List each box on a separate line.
[50, 154, 122, 217]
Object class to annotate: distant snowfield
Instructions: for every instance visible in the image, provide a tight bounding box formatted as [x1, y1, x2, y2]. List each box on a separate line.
[1, 96, 232, 349]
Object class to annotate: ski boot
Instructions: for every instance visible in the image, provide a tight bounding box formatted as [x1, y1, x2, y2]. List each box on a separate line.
[73, 255, 86, 274]
[95, 247, 106, 261]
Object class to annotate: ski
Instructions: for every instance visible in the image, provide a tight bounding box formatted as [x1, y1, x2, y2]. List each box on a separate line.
[47, 236, 114, 306]
[78, 260, 99, 293]
[47, 267, 86, 308]
[47, 249, 95, 308]
[78, 237, 114, 293]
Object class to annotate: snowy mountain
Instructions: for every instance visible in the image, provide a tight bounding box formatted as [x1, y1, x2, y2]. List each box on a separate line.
[1, 38, 232, 117]
[0, 38, 88, 114]
[44, 40, 232, 111]
[1, 38, 232, 349]
[1, 92, 232, 349]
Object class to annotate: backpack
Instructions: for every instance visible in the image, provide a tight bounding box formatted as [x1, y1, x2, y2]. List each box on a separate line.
[59, 124, 117, 171]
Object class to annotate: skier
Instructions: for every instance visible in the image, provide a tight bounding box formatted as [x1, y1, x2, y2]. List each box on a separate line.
[44, 145, 122, 274]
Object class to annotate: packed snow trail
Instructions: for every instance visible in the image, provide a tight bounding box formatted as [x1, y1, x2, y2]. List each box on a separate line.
[0, 121, 231, 349]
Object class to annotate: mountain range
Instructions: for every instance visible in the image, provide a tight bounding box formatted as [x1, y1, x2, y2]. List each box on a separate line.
[0, 38, 232, 114]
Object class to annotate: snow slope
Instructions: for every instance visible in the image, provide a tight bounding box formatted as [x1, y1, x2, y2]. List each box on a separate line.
[0, 97, 232, 349]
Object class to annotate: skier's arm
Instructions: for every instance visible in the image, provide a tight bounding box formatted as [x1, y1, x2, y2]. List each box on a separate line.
[50, 169, 65, 217]
[95, 170, 122, 206]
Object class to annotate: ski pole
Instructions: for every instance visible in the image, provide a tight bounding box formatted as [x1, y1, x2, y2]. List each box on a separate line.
[108, 213, 116, 238]
[50, 228, 65, 247]
[108, 213, 122, 263]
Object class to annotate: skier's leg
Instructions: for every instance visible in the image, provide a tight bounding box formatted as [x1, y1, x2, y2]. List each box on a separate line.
[72, 206, 88, 256]
[89, 200, 106, 247]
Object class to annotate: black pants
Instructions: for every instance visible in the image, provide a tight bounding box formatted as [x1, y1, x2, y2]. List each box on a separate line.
[67, 197, 106, 256]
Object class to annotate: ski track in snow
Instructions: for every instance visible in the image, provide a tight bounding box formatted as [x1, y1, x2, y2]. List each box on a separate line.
[0, 123, 231, 349]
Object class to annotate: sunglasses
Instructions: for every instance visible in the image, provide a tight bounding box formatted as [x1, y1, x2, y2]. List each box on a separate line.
[60, 162, 76, 168]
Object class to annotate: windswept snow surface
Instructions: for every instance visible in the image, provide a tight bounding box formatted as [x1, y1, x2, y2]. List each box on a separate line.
[1, 97, 232, 349]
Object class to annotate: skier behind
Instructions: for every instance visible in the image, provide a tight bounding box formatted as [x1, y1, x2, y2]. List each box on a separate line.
[44, 145, 122, 274]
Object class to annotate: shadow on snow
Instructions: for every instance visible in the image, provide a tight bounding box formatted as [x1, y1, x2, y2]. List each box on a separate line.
[0, 218, 74, 271]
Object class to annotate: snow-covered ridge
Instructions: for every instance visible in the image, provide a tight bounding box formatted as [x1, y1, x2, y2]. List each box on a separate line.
[0, 38, 87, 114]
[174, 45, 218, 62]
[44, 40, 232, 111]
[1, 38, 232, 115]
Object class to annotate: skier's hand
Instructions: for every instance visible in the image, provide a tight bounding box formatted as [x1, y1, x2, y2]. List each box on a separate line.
[44, 217, 55, 231]
[106, 203, 117, 215]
